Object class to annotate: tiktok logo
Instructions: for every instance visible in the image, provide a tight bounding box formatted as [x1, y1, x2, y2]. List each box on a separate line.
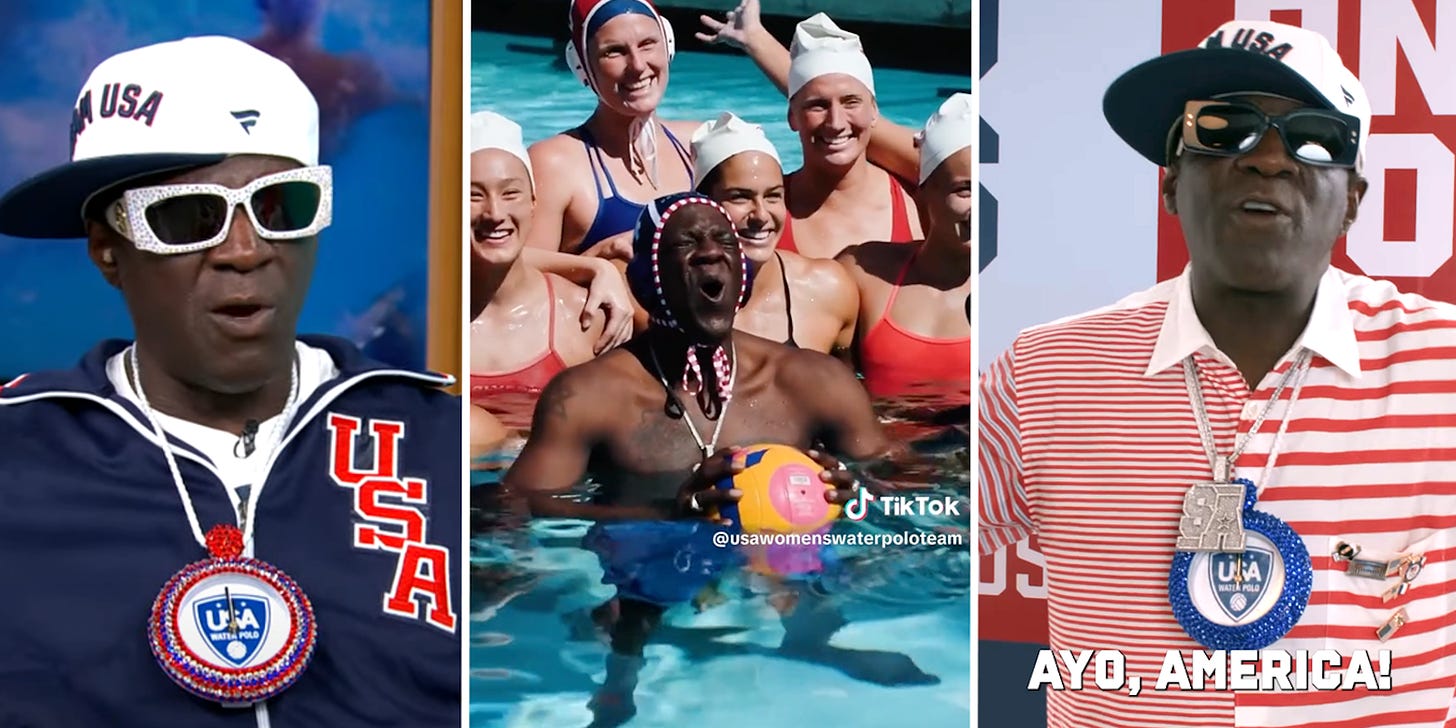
[845, 492, 965, 520]
[844, 488, 876, 522]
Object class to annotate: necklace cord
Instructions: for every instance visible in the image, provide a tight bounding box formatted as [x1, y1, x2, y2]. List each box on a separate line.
[128, 345, 300, 549]
[648, 341, 737, 458]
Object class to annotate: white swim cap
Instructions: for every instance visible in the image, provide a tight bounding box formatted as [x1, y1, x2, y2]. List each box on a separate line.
[917, 93, 974, 184]
[787, 13, 875, 100]
[470, 110, 534, 191]
[690, 112, 781, 185]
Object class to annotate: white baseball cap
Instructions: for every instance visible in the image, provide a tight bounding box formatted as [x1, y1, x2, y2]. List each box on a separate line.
[1103, 20, 1371, 167]
[470, 110, 534, 191]
[787, 13, 875, 100]
[0, 35, 319, 239]
[690, 112, 781, 185]
[918, 94, 974, 184]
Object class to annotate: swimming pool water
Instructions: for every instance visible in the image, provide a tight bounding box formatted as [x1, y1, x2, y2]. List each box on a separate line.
[470, 31, 971, 169]
[470, 30, 970, 728]
[470, 490, 971, 728]
[470, 421, 969, 728]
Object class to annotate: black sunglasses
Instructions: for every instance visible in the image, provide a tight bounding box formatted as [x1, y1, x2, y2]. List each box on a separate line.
[1174, 100, 1361, 168]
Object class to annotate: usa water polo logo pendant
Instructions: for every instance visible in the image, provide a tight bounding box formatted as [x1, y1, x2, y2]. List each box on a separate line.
[148, 524, 316, 706]
[1169, 479, 1312, 650]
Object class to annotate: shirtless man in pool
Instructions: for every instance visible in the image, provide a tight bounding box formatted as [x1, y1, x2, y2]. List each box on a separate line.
[504, 193, 901, 518]
[504, 193, 932, 725]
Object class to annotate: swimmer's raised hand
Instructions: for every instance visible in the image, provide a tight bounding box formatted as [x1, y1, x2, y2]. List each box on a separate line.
[672, 446, 745, 524]
[806, 449, 862, 508]
[696, 0, 763, 49]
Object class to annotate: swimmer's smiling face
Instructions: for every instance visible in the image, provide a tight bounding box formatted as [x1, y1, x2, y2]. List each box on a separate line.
[789, 74, 877, 168]
[656, 203, 743, 340]
[469, 149, 533, 265]
[921, 147, 972, 248]
[588, 13, 670, 116]
[702, 151, 786, 264]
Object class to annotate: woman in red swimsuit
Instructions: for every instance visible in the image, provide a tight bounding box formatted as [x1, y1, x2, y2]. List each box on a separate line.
[469, 112, 606, 431]
[700, 7, 932, 260]
[690, 112, 860, 357]
[837, 94, 973, 414]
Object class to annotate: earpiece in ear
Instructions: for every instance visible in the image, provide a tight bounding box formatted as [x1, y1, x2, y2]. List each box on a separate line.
[101, 249, 114, 265]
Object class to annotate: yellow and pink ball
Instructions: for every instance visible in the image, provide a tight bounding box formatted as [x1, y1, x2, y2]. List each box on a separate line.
[712, 443, 841, 534]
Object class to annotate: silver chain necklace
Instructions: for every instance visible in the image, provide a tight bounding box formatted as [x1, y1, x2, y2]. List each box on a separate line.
[1182, 348, 1312, 487]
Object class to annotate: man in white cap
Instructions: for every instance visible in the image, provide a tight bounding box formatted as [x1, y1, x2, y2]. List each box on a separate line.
[691, 111, 860, 358]
[700, 3, 931, 260]
[469, 109, 614, 436]
[837, 93, 971, 419]
[0, 36, 460, 727]
[980, 21, 1456, 728]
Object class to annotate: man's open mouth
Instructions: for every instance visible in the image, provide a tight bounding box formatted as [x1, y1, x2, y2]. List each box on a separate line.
[214, 303, 268, 318]
[699, 278, 727, 302]
[208, 300, 276, 339]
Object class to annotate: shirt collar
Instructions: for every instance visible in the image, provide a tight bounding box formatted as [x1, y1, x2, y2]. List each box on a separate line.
[1145, 265, 1361, 379]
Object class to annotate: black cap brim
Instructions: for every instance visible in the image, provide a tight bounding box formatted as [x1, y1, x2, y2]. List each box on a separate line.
[1103, 47, 1335, 167]
[0, 153, 226, 239]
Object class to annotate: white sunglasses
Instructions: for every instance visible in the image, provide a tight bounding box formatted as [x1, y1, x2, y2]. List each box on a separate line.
[106, 165, 333, 255]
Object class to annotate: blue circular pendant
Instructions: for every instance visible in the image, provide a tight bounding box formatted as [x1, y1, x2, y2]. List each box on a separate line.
[1168, 482, 1312, 650]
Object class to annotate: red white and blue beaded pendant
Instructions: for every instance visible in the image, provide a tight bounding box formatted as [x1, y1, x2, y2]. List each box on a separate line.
[148, 524, 316, 706]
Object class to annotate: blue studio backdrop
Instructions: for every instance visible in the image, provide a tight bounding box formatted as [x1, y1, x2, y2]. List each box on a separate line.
[0, 0, 434, 379]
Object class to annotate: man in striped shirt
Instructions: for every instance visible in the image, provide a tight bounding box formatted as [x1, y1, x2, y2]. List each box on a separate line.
[980, 20, 1456, 728]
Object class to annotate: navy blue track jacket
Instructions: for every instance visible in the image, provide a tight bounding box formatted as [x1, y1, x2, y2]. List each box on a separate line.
[0, 336, 461, 727]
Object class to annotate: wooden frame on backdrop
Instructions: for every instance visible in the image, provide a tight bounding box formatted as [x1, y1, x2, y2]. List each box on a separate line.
[426, 0, 464, 393]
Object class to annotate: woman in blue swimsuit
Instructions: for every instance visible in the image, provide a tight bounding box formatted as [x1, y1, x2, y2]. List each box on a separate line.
[525, 0, 702, 258]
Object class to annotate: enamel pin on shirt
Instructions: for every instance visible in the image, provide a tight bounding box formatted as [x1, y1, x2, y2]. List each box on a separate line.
[1332, 542, 1426, 603]
[1377, 608, 1409, 642]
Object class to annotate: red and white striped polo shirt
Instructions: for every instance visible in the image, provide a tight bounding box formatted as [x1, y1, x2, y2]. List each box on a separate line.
[980, 266, 1456, 728]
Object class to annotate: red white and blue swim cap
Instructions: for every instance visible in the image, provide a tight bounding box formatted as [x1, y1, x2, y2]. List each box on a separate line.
[565, 0, 676, 93]
[627, 192, 753, 402]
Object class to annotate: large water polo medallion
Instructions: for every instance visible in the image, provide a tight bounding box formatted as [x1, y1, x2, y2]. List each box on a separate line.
[148, 525, 316, 706]
[1169, 480, 1312, 650]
